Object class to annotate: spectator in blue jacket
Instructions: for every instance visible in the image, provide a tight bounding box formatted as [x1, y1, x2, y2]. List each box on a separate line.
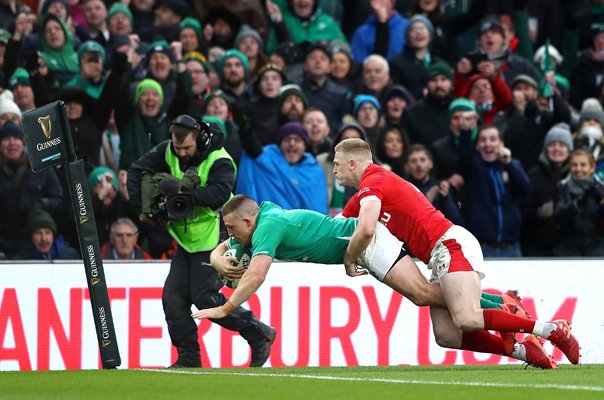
[235, 121, 328, 213]
[458, 114, 532, 258]
[15, 210, 80, 260]
[350, 0, 408, 63]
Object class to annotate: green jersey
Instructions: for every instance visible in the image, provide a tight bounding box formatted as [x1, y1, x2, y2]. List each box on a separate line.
[249, 202, 357, 264]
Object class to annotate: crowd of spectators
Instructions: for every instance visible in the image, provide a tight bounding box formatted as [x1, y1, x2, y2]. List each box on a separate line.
[0, 0, 603, 260]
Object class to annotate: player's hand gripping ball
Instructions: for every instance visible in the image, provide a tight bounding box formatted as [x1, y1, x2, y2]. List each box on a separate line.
[221, 242, 252, 288]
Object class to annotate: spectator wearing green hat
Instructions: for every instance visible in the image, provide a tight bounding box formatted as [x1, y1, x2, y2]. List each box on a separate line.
[179, 17, 208, 55]
[203, 114, 242, 165]
[65, 40, 107, 99]
[108, 2, 133, 36]
[8, 68, 35, 113]
[115, 71, 190, 169]
[402, 60, 455, 149]
[15, 209, 80, 260]
[431, 97, 478, 208]
[88, 166, 137, 244]
[219, 48, 253, 104]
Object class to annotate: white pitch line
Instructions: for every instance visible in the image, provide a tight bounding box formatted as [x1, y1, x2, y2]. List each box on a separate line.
[142, 369, 604, 392]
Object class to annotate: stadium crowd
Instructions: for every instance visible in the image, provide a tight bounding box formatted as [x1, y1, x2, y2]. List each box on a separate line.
[0, 0, 603, 261]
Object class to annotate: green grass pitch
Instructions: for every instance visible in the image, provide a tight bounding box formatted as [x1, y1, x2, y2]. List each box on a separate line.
[1, 365, 603, 400]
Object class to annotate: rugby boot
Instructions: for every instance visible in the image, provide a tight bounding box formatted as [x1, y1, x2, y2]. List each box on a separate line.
[249, 326, 277, 367]
[501, 290, 531, 319]
[522, 334, 557, 369]
[546, 320, 581, 365]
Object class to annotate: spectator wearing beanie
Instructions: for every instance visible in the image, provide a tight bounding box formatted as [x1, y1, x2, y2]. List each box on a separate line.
[154, 0, 190, 43]
[402, 61, 454, 149]
[8, 68, 35, 112]
[65, 40, 108, 99]
[115, 76, 187, 169]
[235, 121, 327, 213]
[88, 166, 136, 244]
[184, 51, 211, 116]
[0, 121, 65, 258]
[521, 123, 574, 257]
[108, 2, 133, 36]
[179, 17, 208, 56]
[218, 49, 253, 104]
[278, 83, 308, 126]
[389, 16, 446, 100]
[381, 84, 415, 136]
[235, 24, 269, 82]
[15, 210, 80, 260]
[503, 73, 571, 171]
[575, 105, 604, 180]
[0, 90, 23, 126]
[297, 42, 350, 134]
[431, 98, 477, 207]
[352, 94, 383, 154]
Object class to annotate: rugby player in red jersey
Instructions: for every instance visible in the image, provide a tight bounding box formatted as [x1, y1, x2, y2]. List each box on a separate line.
[333, 137, 580, 367]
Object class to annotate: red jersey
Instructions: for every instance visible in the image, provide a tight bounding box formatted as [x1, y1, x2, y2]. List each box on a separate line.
[342, 164, 453, 263]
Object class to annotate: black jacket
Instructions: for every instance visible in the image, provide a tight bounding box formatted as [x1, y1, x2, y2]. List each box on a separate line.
[127, 127, 235, 216]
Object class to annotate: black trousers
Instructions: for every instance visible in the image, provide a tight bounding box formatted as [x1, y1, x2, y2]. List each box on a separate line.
[162, 244, 268, 350]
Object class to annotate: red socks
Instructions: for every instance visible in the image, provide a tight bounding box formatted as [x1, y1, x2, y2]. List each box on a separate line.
[483, 309, 536, 333]
[461, 331, 507, 354]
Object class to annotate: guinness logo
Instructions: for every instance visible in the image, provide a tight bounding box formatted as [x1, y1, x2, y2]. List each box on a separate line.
[37, 115, 52, 139]
[102, 339, 111, 347]
[91, 277, 101, 285]
[80, 215, 89, 223]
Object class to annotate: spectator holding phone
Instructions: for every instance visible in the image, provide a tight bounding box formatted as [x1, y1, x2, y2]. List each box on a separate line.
[455, 17, 541, 92]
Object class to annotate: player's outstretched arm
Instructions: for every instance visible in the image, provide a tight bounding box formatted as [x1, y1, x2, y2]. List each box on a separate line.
[192, 255, 273, 320]
[344, 200, 381, 276]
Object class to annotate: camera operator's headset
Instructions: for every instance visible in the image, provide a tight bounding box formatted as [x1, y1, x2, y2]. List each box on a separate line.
[169, 114, 212, 152]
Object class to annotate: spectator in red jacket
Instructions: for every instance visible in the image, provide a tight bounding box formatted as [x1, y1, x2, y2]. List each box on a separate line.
[101, 217, 152, 260]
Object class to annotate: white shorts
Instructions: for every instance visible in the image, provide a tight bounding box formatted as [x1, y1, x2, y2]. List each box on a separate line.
[428, 225, 484, 283]
[357, 222, 407, 281]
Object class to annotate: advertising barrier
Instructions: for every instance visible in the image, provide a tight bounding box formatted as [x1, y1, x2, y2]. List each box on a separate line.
[1, 259, 603, 370]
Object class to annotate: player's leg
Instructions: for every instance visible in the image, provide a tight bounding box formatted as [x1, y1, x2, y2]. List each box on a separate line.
[383, 255, 445, 307]
[434, 226, 580, 364]
[430, 306, 557, 368]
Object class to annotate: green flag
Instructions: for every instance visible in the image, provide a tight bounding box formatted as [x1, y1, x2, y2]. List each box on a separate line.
[540, 38, 555, 98]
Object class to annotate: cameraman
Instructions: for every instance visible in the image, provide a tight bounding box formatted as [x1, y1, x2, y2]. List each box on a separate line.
[127, 114, 276, 368]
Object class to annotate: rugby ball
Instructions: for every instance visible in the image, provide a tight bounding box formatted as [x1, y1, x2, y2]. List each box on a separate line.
[221, 242, 252, 288]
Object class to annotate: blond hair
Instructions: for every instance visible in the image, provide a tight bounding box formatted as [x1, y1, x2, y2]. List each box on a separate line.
[334, 138, 373, 160]
[222, 194, 259, 217]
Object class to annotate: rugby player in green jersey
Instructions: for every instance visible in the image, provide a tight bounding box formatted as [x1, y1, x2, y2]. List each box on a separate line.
[191, 195, 556, 368]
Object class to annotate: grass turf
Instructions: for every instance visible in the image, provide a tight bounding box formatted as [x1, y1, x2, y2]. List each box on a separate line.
[1, 365, 603, 400]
